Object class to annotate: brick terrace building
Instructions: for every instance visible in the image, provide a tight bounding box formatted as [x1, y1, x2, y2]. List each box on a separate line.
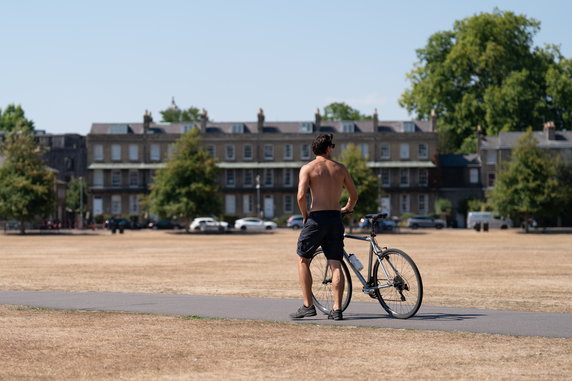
[86, 109, 439, 220]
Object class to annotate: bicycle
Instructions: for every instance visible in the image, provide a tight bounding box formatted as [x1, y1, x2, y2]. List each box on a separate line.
[310, 212, 423, 319]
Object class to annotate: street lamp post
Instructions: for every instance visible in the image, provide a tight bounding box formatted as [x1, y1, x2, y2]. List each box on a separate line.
[256, 174, 261, 218]
[79, 177, 84, 229]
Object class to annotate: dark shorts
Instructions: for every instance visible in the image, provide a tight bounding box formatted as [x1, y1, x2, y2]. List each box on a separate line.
[296, 210, 344, 261]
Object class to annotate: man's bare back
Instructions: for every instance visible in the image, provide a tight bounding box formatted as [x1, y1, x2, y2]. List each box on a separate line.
[297, 154, 357, 220]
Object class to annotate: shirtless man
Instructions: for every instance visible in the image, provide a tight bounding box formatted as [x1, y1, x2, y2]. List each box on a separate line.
[289, 133, 358, 320]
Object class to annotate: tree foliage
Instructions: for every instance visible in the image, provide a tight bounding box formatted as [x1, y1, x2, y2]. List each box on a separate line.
[0, 104, 35, 132]
[146, 129, 221, 228]
[160, 106, 201, 123]
[323, 102, 371, 121]
[337, 144, 379, 220]
[488, 129, 561, 232]
[399, 9, 572, 153]
[0, 130, 55, 234]
[65, 177, 88, 214]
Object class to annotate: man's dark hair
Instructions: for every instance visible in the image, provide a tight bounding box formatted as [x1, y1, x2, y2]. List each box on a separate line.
[312, 133, 334, 155]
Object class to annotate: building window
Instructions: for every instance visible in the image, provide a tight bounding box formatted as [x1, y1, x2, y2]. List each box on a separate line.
[264, 145, 274, 160]
[264, 169, 274, 187]
[232, 124, 244, 133]
[243, 194, 253, 214]
[243, 144, 253, 160]
[284, 195, 294, 214]
[486, 150, 497, 165]
[488, 172, 496, 187]
[342, 122, 355, 133]
[168, 144, 176, 160]
[419, 194, 428, 214]
[380, 143, 390, 159]
[284, 144, 293, 160]
[418, 169, 428, 187]
[150, 144, 161, 161]
[111, 171, 121, 188]
[470, 168, 479, 184]
[418, 143, 428, 159]
[400, 144, 410, 159]
[300, 122, 313, 133]
[111, 195, 122, 215]
[111, 145, 121, 161]
[380, 169, 390, 187]
[93, 170, 104, 187]
[301, 144, 311, 160]
[400, 168, 409, 187]
[225, 194, 236, 214]
[129, 145, 139, 161]
[225, 144, 235, 160]
[400, 194, 410, 214]
[93, 198, 103, 216]
[129, 171, 139, 188]
[243, 169, 253, 187]
[226, 170, 236, 187]
[207, 145, 216, 157]
[359, 144, 369, 159]
[283, 168, 293, 187]
[129, 195, 139, 214]
[94, 144, 104, 161]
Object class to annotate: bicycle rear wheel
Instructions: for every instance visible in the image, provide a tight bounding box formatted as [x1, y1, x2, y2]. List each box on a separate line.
[310, 248, 352, 314]
[373, 249, 423, 319]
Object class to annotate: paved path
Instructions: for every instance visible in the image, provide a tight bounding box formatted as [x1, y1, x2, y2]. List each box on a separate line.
[1, 290, 570, 338]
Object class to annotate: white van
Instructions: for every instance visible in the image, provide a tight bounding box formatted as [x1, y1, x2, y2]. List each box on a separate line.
[466, 212, 512, 230]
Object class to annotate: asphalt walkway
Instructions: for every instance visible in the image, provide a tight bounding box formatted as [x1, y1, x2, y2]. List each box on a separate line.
[1, 290, 570, 338]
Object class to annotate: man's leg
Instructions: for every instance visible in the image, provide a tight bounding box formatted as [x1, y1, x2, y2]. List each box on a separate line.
[328, 259, 344, 311]
[297, 256, 313, 307]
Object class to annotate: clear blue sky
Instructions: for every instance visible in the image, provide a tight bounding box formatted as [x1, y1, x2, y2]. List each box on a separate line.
[2, 0, 571, 135]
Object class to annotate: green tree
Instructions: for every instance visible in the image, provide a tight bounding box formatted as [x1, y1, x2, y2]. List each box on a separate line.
[399, 9, 572, 153]
[323, 102, 371, 121]
[146, 129, 221, 229]
[0, 130, 55, 234]
[0, 104, 35, 132]
[160, 106, 201, 123]
[338, 144, 379, 224]
[488, 129, 560, 232]
[65, 177, 88, 226]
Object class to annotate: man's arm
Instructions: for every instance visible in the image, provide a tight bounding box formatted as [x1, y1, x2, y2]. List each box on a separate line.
[340, 166, 358, 213]
[297, 165, 310, 222]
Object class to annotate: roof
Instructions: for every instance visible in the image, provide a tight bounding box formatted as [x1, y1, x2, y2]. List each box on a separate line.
[439, 154, 480, 167]
[480, 131, 572, 149]
[88, 119, 435, 135]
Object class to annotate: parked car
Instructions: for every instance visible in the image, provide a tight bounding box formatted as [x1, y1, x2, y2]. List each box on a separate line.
[467, 212, 512, 230]
[190, 217, 230, 232]
[106, 218, 130, 233]
[148, 219, 183, 230]
[234, 217, 277, 231]
[407, 215, 446, 229]
[358, 217, 397, 232]
[287, 215, 304, 229]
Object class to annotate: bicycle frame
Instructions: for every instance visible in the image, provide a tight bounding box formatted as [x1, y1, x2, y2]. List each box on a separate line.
[342, 232, 402, 294]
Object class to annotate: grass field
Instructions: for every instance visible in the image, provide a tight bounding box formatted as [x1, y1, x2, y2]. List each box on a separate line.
[1, 228, 571, 379]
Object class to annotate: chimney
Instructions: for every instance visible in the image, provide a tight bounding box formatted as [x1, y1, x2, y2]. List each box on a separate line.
[143, 110, 153, 135]
[315, 108, 321, 131]
[476, 125, 483, 154]
[544, 121, 555, 140]
[257, 108, 265, 133]
[373, 108, 379, 131]
[430, 109, 437, 132]
[200, 108, 208, 133]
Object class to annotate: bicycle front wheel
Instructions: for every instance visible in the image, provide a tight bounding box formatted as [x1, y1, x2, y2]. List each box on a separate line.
[373, 249, 423, 319]
[310, 248, 352, 314]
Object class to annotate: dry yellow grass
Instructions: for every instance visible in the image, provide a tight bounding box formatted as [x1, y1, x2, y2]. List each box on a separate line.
[1, 228, 571, 379]
[1, 305, 571, 380]
[1, 228, 571, 313]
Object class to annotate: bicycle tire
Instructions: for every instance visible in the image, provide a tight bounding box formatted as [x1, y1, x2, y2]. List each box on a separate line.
[310, 248, 352, 314]
[373, 248, 423, 319]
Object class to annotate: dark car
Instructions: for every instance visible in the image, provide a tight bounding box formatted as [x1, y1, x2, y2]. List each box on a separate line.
[106, 218, 129, 233]
[148, 219, 183, 230]
[358, 218, 397, 232]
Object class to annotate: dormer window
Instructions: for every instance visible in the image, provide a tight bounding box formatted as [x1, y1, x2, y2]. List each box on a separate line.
[232, 124, 245, 133]
[342, 122, 355, 133]
[300, 122, 313, 133]
[183, 124, 198, 133]
[109, 124, 130, 134]
[402, 121, 415, 132]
